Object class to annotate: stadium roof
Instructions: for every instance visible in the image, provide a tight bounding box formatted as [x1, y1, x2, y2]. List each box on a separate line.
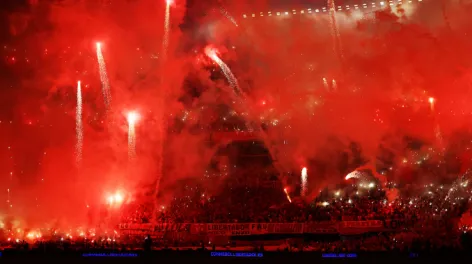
[239, 0, 421, 18]
[241, 0, 385, 11]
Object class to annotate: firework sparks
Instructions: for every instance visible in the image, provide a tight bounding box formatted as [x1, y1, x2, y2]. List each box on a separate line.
[327, 0, 344, 62]
[153, 0, 173, 221]
[429, 97, 435, 112]
[75, 81, 83, 166]
[205, 46, 286, 177]
[220, 6, 238, 27]
[127, 111, 139, 161]
[284, 188, 292, 203]
[332, 79, 337, 90]
[428, 97, 443, 146]
[96, 42, 112, 111]
[345, 170, 364, 180]
[323, 77, 329, 90]
[162, 0, 171, 60]
[301, 167, 308, 197]
[107, 191, 125, 207]
[205, 47, 242, 96]
[7, 188, 10, 208]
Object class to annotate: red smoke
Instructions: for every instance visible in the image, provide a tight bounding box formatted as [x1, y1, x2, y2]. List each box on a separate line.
[1, 0, 472, 227]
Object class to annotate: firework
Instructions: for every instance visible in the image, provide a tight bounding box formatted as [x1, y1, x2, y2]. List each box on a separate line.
[327, 0, 344, 61]
[75, 81, 83, 166]
[220, 6, 238, 27]
[162, 0, 171, 60]
[332, 79, 337, 90]
[428, 97, 443, 146]
[301, 167, 308, 197]
[284, 188, 292, 203]
[96, 42, 112, 111]
[205, 47, 243, 96]
[153, 120, 165, 212]
[323, 77, 329, 90]
[7, 188, 10, 207]
[107, 191, 125, 207]
[345, 170, 364, 180]
[153, 0, 173, 221]
[428, 97, 435, 112]
[205, 46, 286, 178]
[127, 111, 139, 161]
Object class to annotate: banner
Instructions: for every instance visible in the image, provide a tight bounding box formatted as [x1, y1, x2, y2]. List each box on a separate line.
[339, 220, 383, 229]
[304, 223, 338, 234]
[337, 220, 384, 234]
[206, 223, 252, 236]
[119, 223, 191, 236]
[119, 220, 423, 237]
[250, 223, 269, 235]
[268, 223, 303, 234]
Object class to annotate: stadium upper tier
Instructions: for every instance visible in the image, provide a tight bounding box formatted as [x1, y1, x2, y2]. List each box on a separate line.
[241, 0, 423, 19]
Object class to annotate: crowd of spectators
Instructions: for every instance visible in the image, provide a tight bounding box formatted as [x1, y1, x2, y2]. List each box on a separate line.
[119, 177, 471, 227]
[2, 165, 472, 252]
[104, 167, 472, 252]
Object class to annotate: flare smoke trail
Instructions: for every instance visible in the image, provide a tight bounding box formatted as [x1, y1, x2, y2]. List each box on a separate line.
[429, 97, 443, 147]
[220, 6, 238, 27]
[153, 0, 172, 219]
[332, 79, 337, 90]
[205, 46, 287, 184]
[127, 112, 138, 161]
[327, 0, 344, 61]
[345, 170, 364, 180]
[301, 167, 308, 197]
[322, 77, 329, 90]
[284, 188, 292, 203]
[205, 47, 242, 96]
[96, 43, 112, 111]
[429, 97, 435, 112]
[75, 81, 83, 166]
[162, 0, 171, 60]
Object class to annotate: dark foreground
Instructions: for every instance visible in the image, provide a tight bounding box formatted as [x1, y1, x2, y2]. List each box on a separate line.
[0, 249, 471, 263]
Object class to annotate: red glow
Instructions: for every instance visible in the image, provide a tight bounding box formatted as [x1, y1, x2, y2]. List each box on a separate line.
[106, 191, 125, 206]
[204, 46, 218, 60]
[127, 111, 139, 125]
[2, 0, 470, 233]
